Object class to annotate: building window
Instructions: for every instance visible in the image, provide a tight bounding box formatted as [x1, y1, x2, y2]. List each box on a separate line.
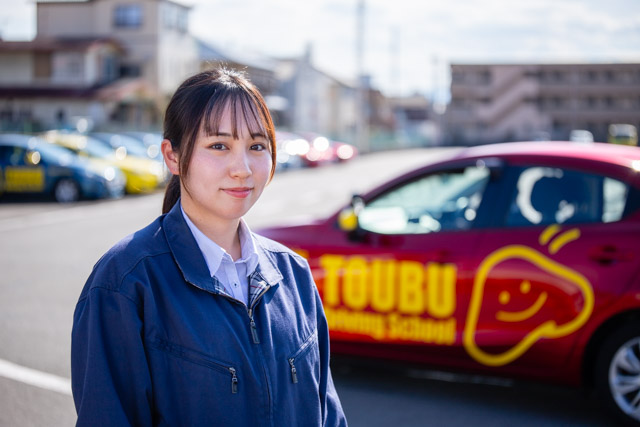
[120, 63, 142, 77]
[114, 5, 142, 28]
[162, 3, 188, 33]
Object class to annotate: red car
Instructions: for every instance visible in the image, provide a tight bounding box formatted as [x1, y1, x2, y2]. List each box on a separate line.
[259, 142, 640, 424]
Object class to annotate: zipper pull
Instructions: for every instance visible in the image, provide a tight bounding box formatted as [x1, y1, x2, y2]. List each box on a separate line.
[229, 367, 238, 394]
[249, 316, 260, 344]
[289, 358, 298, 384]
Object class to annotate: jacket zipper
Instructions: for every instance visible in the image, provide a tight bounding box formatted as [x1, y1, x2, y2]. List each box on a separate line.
[151, 338, 239, 394]
[286, 330, 318, 384]
[247, 284, 271, 344]
[288, 358, 298, 383]
[229, 367, 238, 394]
[214, 287, 268, 345]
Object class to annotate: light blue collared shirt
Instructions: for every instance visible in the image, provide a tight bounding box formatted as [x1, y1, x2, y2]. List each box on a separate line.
[181, 205, 259, 306]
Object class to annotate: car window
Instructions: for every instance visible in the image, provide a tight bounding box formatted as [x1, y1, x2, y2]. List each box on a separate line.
[359, 165, 491, 234]
[0, 146, 27, 166]
[34, 141, 75, 165]
[505, 166, 629, 226]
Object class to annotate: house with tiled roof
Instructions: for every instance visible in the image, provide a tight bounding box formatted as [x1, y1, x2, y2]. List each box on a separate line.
[0, 0, 199, 132]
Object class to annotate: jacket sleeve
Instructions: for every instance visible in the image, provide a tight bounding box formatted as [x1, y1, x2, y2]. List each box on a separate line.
[71, 286, 153, 426]
[315, 289, 348, 427]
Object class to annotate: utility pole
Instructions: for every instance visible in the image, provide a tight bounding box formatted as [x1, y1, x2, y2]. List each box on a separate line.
[390, 26, 399, 96]
[355, 0, 369, 153]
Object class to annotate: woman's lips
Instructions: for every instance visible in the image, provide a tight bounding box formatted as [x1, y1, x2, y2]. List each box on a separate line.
[222, 187, 252, 198]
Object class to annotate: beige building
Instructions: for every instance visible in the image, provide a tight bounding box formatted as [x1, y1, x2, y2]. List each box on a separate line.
[0, 0, 198, 131]
[36, 0, 198, 97]
[272, 47, 359, 145]
[447, 63, 640, 145]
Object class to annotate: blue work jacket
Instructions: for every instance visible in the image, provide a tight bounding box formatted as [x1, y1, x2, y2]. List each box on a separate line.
[71, 202, 347, 426]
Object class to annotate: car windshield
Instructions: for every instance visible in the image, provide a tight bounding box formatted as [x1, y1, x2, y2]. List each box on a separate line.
[92, 133, 149, 158]
[34, 140, 77, 165]
[360, 165, 491, 234]
[83, 138, 117, 158]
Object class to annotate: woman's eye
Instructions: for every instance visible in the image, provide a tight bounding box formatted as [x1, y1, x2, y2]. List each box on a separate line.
[251, 143, 267, 151]
[210, 143, 226, 150]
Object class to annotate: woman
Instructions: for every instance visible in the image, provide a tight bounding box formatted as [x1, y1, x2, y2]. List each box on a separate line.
[71, 69, 347, 426]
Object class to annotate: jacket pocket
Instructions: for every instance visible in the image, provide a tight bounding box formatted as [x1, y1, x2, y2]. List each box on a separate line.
[286, 329, 318, 384]
[147, 338, 239, 393]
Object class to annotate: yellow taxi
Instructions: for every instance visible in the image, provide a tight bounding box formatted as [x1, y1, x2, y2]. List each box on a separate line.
[41, 131, 165, 194]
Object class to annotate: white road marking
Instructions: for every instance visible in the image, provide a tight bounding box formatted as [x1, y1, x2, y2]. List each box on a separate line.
[0, 358, 72, 396]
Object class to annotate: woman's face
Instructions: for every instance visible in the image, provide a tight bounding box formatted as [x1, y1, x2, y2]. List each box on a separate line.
[178, 105, 273, 225]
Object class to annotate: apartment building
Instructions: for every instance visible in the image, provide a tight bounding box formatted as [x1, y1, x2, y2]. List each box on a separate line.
[446, 63, 640, 145]
[0, 0, 198, 131]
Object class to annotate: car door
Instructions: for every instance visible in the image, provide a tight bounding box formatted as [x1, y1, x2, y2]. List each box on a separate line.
[467, 162, 640, 372]
[0, 144, 46, 194]
[315, 161, 501, 366]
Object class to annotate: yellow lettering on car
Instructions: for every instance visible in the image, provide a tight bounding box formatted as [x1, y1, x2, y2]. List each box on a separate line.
[317, 226, 592, 366]
[398, 260, 424, 315]
[343, 256, 369, 310]
[4, 167, 45, 192]
[370, 259, 395, 313]
[318, 254, 457, 345]
[426, 263, 457, 319]
[320, 254, 343, 307]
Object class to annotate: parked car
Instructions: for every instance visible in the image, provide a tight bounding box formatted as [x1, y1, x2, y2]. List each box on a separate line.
[297, 132, 339, 167]
[122, 131, 163, 161]
[41, 131, 165, 194]
[569, 129, 594, 144]
[275, 131, 307, 170]
[259, 141, 640, 424]
[90, 132, 158, 162]
[609, 124, 638, 146]
[0, 133, 125, 202]
[332, 140, 358, 162]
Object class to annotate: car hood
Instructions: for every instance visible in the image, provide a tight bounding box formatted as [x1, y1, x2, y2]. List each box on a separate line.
[113, 156, 163, 178]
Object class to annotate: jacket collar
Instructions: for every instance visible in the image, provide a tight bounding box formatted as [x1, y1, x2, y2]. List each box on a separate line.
[163, 200, 283, 296]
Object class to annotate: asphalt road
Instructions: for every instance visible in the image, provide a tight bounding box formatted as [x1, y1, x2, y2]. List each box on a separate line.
[0, 148, 614, 426]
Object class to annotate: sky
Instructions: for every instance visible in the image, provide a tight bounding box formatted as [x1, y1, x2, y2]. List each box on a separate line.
[1, 0, 639, 100]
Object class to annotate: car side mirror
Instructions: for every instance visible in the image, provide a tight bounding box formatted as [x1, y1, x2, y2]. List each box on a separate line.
[338, 195, 366, 241]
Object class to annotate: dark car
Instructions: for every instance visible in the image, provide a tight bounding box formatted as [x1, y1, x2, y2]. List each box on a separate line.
[0, 133, 125, 202]
[259, 141, 640, 424]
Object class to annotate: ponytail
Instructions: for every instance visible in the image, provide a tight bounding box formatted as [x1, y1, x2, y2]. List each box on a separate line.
[162, 175, 181, 214]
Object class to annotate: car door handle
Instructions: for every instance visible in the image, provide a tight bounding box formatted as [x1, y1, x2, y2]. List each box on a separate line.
[589, 245, 633, 264]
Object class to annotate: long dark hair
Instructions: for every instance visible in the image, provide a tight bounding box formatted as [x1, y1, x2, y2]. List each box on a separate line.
[161, 68, 277, 214]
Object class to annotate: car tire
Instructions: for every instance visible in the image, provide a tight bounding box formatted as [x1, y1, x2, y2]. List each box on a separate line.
[595, 321, 640, 425]
[54, 178, 80, 203]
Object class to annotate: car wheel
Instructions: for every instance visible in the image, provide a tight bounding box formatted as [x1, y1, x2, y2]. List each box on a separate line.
[54, 178, 80, 203]
[595, 321, 640, 425]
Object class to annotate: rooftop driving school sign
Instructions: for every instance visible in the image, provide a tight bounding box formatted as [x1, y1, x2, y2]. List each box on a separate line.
[313, 225, 594, 367]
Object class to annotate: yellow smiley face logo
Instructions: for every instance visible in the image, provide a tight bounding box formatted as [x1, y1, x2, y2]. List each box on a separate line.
[495, 280, 548, 323]
[463, 226, 594, 367]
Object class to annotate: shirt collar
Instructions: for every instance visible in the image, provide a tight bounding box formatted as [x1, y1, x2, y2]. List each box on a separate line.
[163, 200, 283, 295]
[180, 204, 259, 278]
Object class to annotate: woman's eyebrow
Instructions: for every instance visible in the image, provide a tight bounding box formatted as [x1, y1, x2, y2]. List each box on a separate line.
[207, 131, 266, 139]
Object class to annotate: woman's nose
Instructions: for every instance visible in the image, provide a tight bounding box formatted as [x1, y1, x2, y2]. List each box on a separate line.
[229, 150, 252, 178]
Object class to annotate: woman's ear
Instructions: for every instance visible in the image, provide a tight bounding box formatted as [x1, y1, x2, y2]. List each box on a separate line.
[161, 139, 180, 176]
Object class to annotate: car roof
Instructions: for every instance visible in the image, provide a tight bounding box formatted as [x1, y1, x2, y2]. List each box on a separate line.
[0, 133, 46, 147]
[452, 141, 640, 167]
